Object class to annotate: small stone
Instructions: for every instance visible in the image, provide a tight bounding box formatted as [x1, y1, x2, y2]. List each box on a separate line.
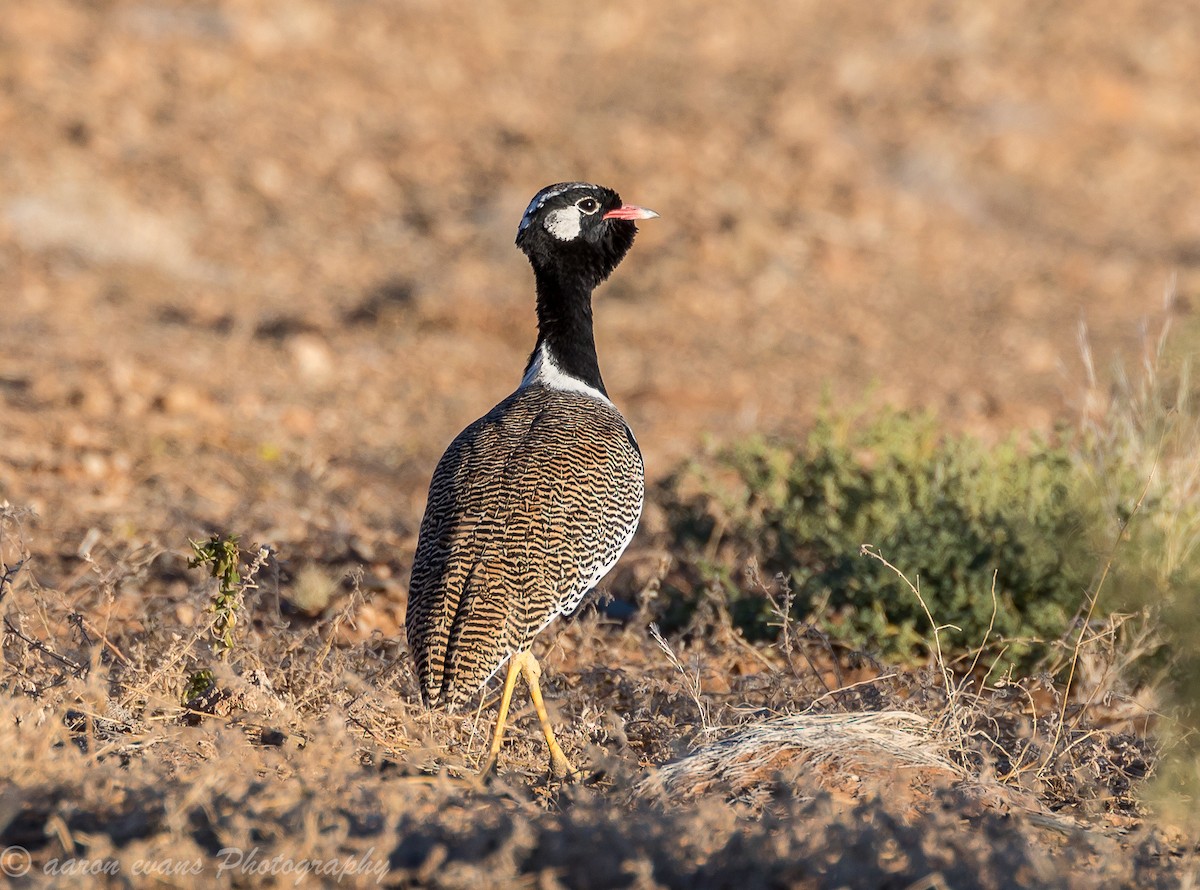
[288, 334, 334, 382]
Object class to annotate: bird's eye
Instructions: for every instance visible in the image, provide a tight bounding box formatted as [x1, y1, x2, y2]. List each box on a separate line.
[576, 197, 599, 214]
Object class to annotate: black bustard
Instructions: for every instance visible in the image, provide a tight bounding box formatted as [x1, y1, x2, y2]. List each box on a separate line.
[405, 182, 658, 777]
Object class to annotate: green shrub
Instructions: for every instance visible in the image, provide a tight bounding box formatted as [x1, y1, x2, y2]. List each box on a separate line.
[658, 408, 1105, 665]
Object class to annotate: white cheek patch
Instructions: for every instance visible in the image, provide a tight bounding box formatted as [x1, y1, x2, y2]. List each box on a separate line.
[544, 207, 582, 241]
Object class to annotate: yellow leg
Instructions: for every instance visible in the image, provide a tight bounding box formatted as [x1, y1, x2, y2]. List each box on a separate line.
[517, 651, 577, 779]
[479, 654, 522, 778]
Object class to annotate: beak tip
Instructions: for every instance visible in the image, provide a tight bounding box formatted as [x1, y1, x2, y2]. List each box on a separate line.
[604, 204, 661, 222]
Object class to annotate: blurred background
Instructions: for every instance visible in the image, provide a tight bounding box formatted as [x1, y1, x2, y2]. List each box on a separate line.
[1, 0, 1198, 567]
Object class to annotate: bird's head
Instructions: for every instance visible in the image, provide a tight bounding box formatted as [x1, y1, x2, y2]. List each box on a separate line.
[515, 182, 658, 286]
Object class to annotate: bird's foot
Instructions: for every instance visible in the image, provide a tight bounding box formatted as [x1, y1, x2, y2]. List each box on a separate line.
[550, 751, 578, 781]
[478, 752, 500, 782]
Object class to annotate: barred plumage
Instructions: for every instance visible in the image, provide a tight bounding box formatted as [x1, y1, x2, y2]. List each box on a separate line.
[406, 384, 644, 708]
[404, 181, 658, 777]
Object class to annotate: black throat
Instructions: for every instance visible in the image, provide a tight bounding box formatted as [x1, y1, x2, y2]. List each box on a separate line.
[525, 263, 607, 395]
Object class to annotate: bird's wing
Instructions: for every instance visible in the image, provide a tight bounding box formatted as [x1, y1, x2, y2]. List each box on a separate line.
[405, 388, 643, 707]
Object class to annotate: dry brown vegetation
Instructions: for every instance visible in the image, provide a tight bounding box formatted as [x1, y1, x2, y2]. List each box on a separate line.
[3, 1, 1200, 887]
[0, 530, 1188, 889]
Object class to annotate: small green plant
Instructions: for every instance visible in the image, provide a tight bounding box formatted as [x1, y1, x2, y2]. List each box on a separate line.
[183, 668, 216, 704]
[659, 407, 1106, 666]
[188, 534, 245, 658]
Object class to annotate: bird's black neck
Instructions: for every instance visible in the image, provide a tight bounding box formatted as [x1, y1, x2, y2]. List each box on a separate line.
[526, 266, 607, 395]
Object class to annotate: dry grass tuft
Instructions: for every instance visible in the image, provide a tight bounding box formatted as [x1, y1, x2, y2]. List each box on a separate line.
[1077, 296, 1200, 834]
[637, 711, 959, 803]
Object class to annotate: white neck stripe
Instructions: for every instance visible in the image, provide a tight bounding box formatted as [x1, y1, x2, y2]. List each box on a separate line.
[519, 343, 613, 406]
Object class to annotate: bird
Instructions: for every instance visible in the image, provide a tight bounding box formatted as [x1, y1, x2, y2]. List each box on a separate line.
[404, 182, 658, 777]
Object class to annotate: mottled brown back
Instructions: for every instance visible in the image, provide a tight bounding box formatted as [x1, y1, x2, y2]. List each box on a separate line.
[405, 384, 644, 708]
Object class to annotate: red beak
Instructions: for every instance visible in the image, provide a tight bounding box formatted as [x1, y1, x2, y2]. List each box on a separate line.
[603, 204, 660, 221]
